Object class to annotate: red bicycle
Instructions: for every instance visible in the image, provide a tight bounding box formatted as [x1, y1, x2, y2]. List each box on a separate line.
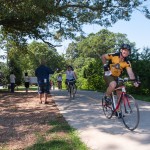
[58, 81, 62, 90]
[102, 77, 140, 131]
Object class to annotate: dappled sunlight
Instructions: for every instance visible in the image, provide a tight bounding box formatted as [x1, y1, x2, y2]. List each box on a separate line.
[52, 90, 150, 149]
[0, 92, 62, 149]
[139, 105, 150, 109]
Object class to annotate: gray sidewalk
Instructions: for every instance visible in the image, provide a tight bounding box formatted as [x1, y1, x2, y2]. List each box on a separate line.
[52, 90, 150, 150]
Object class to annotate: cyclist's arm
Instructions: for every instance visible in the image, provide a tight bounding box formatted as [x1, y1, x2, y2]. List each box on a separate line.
[126, 67, 139, 87]
[101, 54, 109, 64]
[126, 67, 136, 80]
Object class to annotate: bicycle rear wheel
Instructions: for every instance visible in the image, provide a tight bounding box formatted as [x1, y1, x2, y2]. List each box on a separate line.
[102, 96, 113, 119]
[121, 94, 140, 131]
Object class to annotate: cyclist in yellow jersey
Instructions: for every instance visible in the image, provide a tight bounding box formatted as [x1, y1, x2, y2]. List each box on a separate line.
[101, 44, 139, 105]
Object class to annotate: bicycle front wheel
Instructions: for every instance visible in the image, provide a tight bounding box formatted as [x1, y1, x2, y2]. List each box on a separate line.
[69, 84, 73, 99]
[72, 84, 77, 99]
[102, 96, 113, 119]
[121, 94, 140, 131]
[73, 84, 77, 94]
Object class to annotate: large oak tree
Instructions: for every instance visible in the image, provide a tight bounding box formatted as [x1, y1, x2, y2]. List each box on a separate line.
[0, 0, 150, 47]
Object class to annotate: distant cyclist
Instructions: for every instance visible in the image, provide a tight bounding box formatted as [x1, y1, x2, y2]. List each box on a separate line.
[57, 74, 62, 89]
[65, 65, 77, 89]
[101, 44, 139, 106]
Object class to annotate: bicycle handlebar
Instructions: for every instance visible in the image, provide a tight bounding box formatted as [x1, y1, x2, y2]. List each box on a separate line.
[118, 77, 141, 84]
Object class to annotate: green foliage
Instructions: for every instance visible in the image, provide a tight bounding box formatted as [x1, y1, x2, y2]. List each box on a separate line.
[77, 29, 116, 58]
[0, 62, 9, 85]
[65, 29, 150, 96]
[0, 40, 66, 85]
[20, 41, 66, 76]
[8, 57, 23, 85]
[82, 60, 105, 91]
[0, 0, 149, 47]
[130, 47, 150, 95]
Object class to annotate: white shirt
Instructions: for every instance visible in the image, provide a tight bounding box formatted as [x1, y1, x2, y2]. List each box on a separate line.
[10, 74, 16, 83]
[57, 76, 62, 81]
[24, 76, 30, 82]
[66, 70, 75, 80]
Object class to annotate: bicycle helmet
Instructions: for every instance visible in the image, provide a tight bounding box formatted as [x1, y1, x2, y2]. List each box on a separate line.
[120, 44, 131, 52]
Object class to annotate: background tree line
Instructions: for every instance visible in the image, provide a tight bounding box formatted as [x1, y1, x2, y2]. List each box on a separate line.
[63, 29, 150, 96]
[0, 29, 150, 96]
[0, 0, 149, 47]
[0, 1, 150, 96]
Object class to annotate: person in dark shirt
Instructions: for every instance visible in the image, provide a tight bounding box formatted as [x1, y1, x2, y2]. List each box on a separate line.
[35, 60, 54, 104]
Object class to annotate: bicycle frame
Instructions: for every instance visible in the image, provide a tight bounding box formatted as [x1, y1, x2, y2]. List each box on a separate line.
[111, 85, 126, 114]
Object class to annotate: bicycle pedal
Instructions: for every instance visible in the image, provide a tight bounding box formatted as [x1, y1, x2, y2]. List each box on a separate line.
[115, 112, 125, 118]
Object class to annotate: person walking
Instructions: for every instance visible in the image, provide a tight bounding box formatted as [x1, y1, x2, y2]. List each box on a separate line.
[9, 71, 16, 93]
[35, 60, 54, 104]
[57, 74, 62, 90]
[24, 72, 30, 93]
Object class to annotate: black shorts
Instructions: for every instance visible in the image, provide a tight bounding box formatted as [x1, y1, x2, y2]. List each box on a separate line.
[66, 79, 76, 85]
[25, 82, 29, 88]
[104, 75, 123, 87]
[38, 83, 49, 94]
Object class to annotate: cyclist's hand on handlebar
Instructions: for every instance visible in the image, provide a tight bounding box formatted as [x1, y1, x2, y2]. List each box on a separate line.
[133, 81, 139, 87]
[134, 76, 141, 87]
[103, 64, 109, 71]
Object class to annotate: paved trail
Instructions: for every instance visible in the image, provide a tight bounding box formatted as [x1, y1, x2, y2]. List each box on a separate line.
[51, 90, 150, 150]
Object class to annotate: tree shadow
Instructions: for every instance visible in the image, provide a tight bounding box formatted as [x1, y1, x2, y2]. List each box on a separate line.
[52, 90, 150, 146]
[0, 92, 63, 145]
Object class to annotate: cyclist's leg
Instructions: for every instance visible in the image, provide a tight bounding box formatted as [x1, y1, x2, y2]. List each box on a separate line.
[58, 81, 61, 89]
[115, 90, 123, 117]
[57, 81, 59, 89]
[69, 84, 73, 98]
[104, 76, 117, 104]
[60, 81, 62, 89]
[65, 79, 69, 91]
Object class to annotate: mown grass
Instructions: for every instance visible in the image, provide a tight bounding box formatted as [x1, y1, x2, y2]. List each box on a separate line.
[132, 94, 150, 102]
[26, 120, 89, 150]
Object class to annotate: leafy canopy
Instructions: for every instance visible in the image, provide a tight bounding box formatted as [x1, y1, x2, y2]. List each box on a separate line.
[0, 0, 150, 47]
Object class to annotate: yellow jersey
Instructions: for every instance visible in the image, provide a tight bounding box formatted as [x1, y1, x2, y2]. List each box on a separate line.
[106, 53, 131, 77]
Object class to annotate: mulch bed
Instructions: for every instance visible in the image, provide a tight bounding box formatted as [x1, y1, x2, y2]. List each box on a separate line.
[0, 91, 66, 150]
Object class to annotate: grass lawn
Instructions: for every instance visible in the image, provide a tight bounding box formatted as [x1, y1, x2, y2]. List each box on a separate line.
[133, 94, 150, 102]
[26, 120, 89, 150]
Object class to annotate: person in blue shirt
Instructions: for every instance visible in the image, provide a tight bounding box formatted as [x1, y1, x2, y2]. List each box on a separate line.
[35, 60, 54, 104]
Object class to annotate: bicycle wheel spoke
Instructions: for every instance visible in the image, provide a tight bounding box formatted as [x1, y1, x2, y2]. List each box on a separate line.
[121, 94, 140, 131]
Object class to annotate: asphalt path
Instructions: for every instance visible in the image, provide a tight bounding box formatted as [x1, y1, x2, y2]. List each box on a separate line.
[51, 89, 150, 150]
